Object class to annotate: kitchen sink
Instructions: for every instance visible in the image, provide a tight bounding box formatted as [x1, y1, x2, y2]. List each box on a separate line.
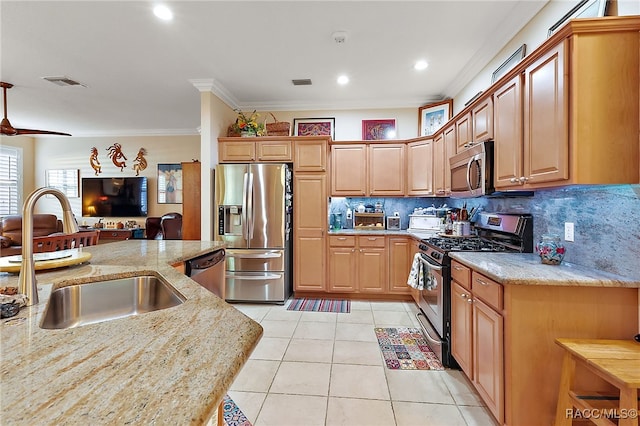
[40, 275, 185, 329]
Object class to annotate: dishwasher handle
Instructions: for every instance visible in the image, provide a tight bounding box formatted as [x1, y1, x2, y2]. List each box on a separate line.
[187, 249, 225, 272]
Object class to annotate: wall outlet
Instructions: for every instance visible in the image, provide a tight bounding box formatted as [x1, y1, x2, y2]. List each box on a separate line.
[564, 222, 575, 242]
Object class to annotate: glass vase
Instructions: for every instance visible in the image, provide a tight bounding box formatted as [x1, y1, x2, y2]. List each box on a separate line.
[535, 234, 566, 265]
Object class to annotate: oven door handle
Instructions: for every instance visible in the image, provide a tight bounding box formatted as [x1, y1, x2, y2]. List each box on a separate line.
[419, 254, 443, 271]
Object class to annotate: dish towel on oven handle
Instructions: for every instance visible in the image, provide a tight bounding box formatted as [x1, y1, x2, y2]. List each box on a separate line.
[407, 253, 438, 291]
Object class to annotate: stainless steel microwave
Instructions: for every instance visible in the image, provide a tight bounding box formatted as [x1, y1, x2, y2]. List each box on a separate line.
[449, 141, 494, 198]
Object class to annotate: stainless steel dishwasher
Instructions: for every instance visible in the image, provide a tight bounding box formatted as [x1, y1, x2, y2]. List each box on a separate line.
[185, 249, 226, 298]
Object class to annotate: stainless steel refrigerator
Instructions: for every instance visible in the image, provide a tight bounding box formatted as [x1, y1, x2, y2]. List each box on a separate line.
[214, 163, 292, 303]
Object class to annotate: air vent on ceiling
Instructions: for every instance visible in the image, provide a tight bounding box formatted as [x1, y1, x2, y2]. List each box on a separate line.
[292, 79, 312, 86]
[42, 76, 85, 87]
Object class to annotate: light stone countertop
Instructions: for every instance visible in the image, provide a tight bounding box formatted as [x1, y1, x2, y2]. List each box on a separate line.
[0, 240, 263, 425]
[449, 252, 640, 288]
[328, 229, 436, 241]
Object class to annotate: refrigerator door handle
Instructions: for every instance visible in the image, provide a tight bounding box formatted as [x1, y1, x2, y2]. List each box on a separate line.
[247, 169, 254, 241]
[227, 252, 282, 259]
[225, 273, 282, 281]
[242, 172, 249, 241]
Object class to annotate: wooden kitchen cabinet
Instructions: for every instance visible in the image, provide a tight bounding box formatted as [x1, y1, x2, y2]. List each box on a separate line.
[330, 142, 404, 196]
[368, 144, 405, 196]
[494, 21, 640, 190]
[327, 234, 387, 294]
[455, 112, 472, 152]
[451, 257, 639, 426]
[450, 262, 504, 424]
[293, 173, 327, 292]
[330, 144, 367, 196]
[181, 161, 201, 240]
[218, 138, 292, 162]
[451, 281, 473, 378]
[406, 138, 433, 196]
[409, 238, 421, 304]
[357, 236, 387, 293]
[388, 236, 412, 294]
[294, 138, 328, 172]
[328, 236, 357, 292]
[442, 125, 456, 195]
[432, 133, 445, 196]
[471, 96, 493, 143]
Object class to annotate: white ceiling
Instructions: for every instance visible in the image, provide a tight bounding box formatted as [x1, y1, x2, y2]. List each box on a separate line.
[0, 1, 548, 137]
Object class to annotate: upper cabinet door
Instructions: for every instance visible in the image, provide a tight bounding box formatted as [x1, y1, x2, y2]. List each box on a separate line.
[455, 113, 473, 152]
[523, 41, 569, 185]
[433, 133, 446, 196]
[472, 97, 493, 143]
[368, 144, 405, 196]
[294, 139, 327, 172]
[330, 144, 367, 196]
[406, 139, 433, 196]
[494, 74, 524, 189]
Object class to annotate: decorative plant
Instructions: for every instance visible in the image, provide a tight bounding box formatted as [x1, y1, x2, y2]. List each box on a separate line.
[232, 109, 265, 136]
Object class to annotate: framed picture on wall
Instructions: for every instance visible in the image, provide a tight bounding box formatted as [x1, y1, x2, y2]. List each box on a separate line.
[547, 0, 608, 36]
[293, 117, 335, 139]
[418, 100, 453, 137]
[362, 119, 396, 140]
[157, 163, 182, 204]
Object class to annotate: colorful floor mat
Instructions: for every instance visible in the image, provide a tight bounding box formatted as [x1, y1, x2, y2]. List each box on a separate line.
[223, 394, 252, 426]
[286, 298, 350, 313]
[375, 327, 444, 370]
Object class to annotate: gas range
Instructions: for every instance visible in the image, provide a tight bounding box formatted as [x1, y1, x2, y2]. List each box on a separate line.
[412, 212, 533, 369]
[419, 212, 533, 262]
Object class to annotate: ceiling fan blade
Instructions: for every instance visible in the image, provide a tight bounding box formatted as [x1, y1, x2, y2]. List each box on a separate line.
[15, 127, 72, 136]
[1, 81, 71, 136]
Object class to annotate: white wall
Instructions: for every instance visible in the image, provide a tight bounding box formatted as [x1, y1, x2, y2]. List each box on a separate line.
[453, 0, 640, 114]
[33, 135, 199, 223]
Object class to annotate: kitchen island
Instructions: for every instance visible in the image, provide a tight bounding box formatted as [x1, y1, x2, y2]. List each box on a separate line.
[0, 240, 263, 425]
[448, 252, 640, 426]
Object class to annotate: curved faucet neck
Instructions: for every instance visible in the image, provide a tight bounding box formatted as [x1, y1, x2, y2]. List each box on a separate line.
[18, 187, 79, 306]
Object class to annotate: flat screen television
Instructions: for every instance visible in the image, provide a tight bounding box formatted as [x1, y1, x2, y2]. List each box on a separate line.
[82, 177, 148, 217]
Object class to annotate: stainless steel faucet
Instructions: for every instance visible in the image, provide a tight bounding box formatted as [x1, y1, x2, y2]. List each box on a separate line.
[18, 187, 79, 305]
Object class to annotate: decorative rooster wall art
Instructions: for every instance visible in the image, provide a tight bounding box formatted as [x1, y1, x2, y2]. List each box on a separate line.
[89, 147, 102, 176]
[107, 143, 127, 171]
[132, 148, 148, 176]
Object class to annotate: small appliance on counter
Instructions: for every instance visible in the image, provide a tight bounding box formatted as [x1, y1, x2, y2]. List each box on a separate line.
[386, 214, 400, 230]
[354, 212, 384, 230]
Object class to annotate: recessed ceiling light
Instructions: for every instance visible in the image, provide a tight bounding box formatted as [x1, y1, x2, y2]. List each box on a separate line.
[337, 75, 349, 85]
[414, 60, 429, 71]
[153, 5, 173, 21]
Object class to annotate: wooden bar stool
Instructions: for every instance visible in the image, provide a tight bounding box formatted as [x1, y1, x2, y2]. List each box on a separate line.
[555, 338, 640, 426]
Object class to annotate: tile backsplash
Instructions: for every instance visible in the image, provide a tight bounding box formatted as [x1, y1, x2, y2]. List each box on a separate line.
[328, 184, 640, 280]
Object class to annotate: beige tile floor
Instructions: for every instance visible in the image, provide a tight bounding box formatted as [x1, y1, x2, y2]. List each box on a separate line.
[229, 300, 498, 426]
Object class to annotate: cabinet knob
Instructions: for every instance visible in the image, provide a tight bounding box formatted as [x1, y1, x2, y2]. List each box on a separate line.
[519, 176, 529, 183]
[460, 293, 467, 298]
[510, 178, 518, 183]
[359, 249, 363, 252]
[467, 298, 473, 304]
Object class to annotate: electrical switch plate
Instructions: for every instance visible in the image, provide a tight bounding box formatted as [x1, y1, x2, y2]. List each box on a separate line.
[564, 222, 575, 242]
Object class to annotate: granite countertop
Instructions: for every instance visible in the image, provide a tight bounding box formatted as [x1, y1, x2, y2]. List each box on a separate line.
[0, 240, 263, 425]
[328, 229, 436, 240]
[449, 252, 640, 288]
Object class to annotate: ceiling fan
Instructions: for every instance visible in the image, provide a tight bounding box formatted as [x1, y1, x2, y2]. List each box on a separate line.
[1, 81, 71, 136]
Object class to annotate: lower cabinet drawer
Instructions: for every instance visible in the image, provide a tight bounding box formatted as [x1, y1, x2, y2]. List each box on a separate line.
[329, 235, 356, 247]
[471, 272, 503, 311]
[99, 230, 132, 241]
[357, 235, 386, 248]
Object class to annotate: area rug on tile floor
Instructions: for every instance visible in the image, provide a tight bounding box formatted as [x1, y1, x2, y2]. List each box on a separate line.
[286, 298, 350, 313]
[223, 394, 252, 426]
[375, 327, 444, 370]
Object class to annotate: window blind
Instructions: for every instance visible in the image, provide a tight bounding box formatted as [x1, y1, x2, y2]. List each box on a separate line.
[0, 146, 21, 216]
